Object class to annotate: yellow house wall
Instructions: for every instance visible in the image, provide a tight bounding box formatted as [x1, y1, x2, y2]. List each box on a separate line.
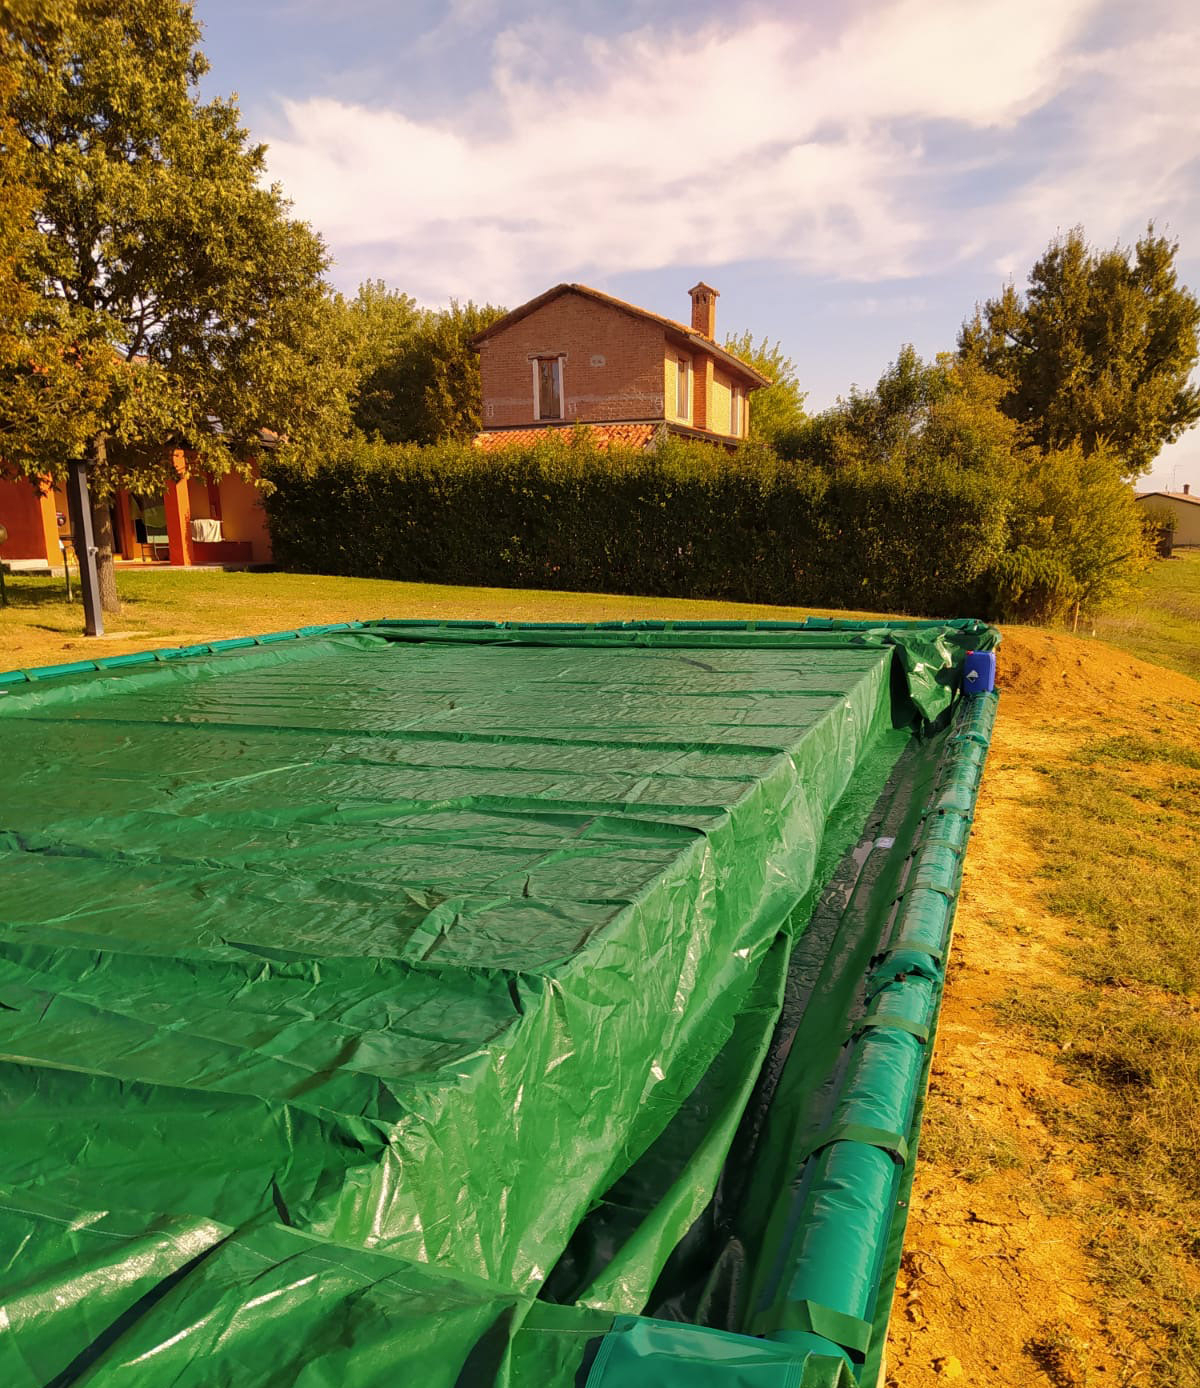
[663, 350, 747, 433]
[1137, 496, 1200, 546]
[186, 478, 212, 520]
[710, 369, 733, 436]
[664, 351, 693, 424]
[1168, 498, 1200, 545]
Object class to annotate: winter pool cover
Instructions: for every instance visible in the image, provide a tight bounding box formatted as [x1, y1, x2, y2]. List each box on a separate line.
[0, 620, 997, 1387]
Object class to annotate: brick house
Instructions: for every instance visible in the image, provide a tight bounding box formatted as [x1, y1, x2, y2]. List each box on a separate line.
[471, 282, 769, 451]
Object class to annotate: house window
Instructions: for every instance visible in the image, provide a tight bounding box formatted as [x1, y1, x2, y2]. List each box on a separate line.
[730, 384, 744, 437]
[534, 356, 563, 420]
[676, 356, 691, 421]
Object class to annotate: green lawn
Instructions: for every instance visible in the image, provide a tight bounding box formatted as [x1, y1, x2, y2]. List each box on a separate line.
[0, 566, 884, 672]
[1092, 547, 1200, 680]
[5, 549, 1198, 677]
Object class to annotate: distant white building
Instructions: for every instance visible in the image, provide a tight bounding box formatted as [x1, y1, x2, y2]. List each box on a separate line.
[1135, 488, 1200, 547]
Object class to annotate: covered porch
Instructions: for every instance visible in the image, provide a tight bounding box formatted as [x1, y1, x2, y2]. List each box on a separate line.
[0, 450, 273, 571]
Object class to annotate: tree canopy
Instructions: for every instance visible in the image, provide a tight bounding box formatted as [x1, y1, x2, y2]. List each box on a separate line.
[723, 331, 806, 443]
[779, 344, 1148, 620]
[0, 0, 349, 607]
[337, 280, 423, 383]
[777, 345, 1023, 480]
[347, 296, 505, 445]
[958, 227, 1200, 477]
[1, 0, 111, 464]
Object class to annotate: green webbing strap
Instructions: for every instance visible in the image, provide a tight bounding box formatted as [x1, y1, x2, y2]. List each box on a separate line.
[800, 1121, 909, 1167]
[894, 880, 958, 903]
[751, 1298, 873, 1354]
[854, 1013, 930, 1044]
[872, 947, 942, 977]
[884, 944, 944, 970]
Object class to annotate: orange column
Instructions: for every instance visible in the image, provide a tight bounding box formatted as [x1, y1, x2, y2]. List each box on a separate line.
[37, 486, 61, 566]
[114, 488, 136, 559]
[163, 453, 194, 566]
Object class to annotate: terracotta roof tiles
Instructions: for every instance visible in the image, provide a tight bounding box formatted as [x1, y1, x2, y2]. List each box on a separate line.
[473, 423, 661, 452]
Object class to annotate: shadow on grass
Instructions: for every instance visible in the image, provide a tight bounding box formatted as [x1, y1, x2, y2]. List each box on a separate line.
[1, 580, 79, 609]
[3, 574, 147, 612]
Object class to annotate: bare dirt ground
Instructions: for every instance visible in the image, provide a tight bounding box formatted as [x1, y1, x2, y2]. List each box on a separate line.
[887, 628, 1200, 1387]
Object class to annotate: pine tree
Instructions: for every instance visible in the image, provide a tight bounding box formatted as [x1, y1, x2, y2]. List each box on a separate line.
[959, 227, 1200, 477]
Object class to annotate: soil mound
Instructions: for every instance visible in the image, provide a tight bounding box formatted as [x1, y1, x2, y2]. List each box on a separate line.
[996, 626, 1200, 722]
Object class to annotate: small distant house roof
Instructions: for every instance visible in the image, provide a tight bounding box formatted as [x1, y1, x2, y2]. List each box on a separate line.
[1135, 489, 1200, 506]
[470, 283, 772, 389]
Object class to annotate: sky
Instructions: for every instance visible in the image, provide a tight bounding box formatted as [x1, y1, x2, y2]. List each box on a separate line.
[193, 0, 1200, 492]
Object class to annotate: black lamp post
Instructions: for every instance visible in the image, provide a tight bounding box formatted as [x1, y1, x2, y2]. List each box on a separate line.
[65, 460, 104, 637]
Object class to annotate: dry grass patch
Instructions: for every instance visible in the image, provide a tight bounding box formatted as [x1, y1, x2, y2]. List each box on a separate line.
[1018, 734, 1200, 1385]
[1091, 548, 1200, 681]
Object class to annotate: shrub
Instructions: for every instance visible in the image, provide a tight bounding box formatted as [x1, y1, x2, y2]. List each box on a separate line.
[1139, 503, 1176, 559]
[262, 432, 1010, 617]
[985, 445, 1149, 623]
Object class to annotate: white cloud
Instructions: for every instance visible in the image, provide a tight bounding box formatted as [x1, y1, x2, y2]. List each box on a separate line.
[979, 22, 1200, 272]
[846, 294, 931, 318]
[260, 0, 1199, 306]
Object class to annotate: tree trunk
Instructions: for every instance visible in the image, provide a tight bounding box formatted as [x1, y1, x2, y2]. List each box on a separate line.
[88, 434, 121, 615]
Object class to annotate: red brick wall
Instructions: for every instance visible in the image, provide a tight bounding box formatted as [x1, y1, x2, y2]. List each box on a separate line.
[478, 293, 667, 427]
[692, 354, 715, 433]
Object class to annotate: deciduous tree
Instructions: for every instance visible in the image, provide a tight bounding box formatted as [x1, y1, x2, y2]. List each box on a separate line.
[778, 345, 1022, 480]
[723, 331, 806, 443]
[338, 280, 422, 382]
[987, 442, 1147, 623]
[0, 0, 347, 612]
[353, 299, 505, 445]
[1, 0, 110, 470]
[780, 344, 1147, 621]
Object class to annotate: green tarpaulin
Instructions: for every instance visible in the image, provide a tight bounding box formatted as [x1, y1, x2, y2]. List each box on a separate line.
[0, 619, 997, 1387]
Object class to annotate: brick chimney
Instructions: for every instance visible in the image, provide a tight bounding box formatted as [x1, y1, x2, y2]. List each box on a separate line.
[689, 282, 719, 340]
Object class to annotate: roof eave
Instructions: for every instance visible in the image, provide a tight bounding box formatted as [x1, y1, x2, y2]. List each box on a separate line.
[469, 284, 575, 348]
[662, 325, 771, 388]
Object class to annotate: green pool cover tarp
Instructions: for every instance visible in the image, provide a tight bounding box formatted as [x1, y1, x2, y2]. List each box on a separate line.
[0, 619, 998, 1387]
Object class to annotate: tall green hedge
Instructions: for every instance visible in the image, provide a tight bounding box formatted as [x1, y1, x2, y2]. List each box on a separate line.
[261, 434, 1009, 616]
